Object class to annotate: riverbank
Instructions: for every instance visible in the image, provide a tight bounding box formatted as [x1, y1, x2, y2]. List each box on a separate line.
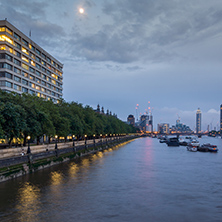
[0, 135, 139, 183]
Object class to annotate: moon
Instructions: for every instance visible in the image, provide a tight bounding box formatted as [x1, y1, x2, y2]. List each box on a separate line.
[79, 8, 84, 14]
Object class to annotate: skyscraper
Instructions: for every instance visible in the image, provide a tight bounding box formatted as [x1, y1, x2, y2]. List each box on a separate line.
[196, 108, 201, 133]
[220, 104, 222, 138]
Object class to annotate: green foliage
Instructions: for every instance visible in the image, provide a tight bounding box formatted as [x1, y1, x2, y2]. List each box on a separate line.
[0, 89, 137, 144]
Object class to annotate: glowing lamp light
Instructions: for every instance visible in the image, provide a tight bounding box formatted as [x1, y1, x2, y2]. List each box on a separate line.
[27, 136, 31, 140]
[55, 135, 58, 139]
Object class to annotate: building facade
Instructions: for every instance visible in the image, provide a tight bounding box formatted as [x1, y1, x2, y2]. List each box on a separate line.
[0, 19, 63, 102]
[196, 108, 201, 133]
[220, 104, 222, 137]
[127, 114, 135, 126]
[158, 123, 169, 134]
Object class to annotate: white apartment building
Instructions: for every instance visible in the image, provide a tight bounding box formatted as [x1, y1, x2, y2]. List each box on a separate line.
[0, 19, 63, 102]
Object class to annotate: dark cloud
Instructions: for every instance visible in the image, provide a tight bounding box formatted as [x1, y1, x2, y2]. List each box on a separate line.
[67, 0, 222, 64]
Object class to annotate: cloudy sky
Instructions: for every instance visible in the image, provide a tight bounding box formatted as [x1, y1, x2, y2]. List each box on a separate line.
[1, 0, 222, 131]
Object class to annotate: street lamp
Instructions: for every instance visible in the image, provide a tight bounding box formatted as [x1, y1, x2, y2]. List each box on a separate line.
[85, 134, 87, 149]
[27, 136, 31, 154]
[72, 135, 75, 147]
[55, 135, 58, 150]
[93, 134, 96, 147]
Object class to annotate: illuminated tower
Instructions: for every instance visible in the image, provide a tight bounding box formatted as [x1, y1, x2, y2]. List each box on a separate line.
[196, 108, 201, 133]
[220, 104, 222, 138]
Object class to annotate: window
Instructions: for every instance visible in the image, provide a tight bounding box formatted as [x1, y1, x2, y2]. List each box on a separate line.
[46, 70, 51, 75]
[36, 78, 41, 83]
[14, 58, 21, 66]
[29, 82, 35, 88]
[36, 85, 41, 90]
[6, 28, 13, 36]
[42, 74, 46, 80]
[47, 83, 51, 88]
[36, 70, 41, 77]
[0, 45, 13, 53]
[47, 57, 51, 63]
[29, 44, 35, 51]
[0, 63, 12, 70]
[36, 63, 41, 69]
[42, 81, 46, 86]
[42, 53, 46, 59]
[0, 27, 6, 32]
[0, 80, 12, 88]
[30, 53, 35, 59]
[31, 60, 35, 66]
[14, 33, 21, 41]
[14, 50, 21, 58]
[47, 64, 51, 69]
[22, 63, 29, 70]
[29, 67, 35, 73]
[22, 79, 28, 85]
[36, 56, 41, 62]
[22, 39, 28, 46]
[41, 87, 45, 92]
[14, 67, 21, 74]
[22, 47, 29, 55]
[0, 72, 12, 79]
[29, 75, 34, 80]
[0, 53, 12, 61]
[14, 42, 21, 50]
[42, 67, 46, 72]
[36, 49, 41, 55]
[22, 71, 28, 78]
[22, 87, 28, 93]
[14, 84, 21, 91]
[0, 34, 13, 44]
[41, 60, 46, 66]
[14, 76, 21, 82]
[30, 90, 35, 95]
[51, 79, 56, 85]
[22, 55, 29, 63]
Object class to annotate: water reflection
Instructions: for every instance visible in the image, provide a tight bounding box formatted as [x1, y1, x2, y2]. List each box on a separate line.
[16, 182, 41, 222]
[51, 171, 63, 186]
[69, 163, 78, 177]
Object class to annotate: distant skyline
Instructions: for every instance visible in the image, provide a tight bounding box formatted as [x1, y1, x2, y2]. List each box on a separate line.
[1, 0, 221, 131]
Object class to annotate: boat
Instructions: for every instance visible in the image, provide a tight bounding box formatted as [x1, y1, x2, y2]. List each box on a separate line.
[201, 143, 218, 152]
[159, 137, 167, 143]
[166, 137, 180, 146]
[186, 139, 199, 152]
[187, 145, 198, 152]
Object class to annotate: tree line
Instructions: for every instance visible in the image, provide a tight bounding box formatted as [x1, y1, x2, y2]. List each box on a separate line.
[0, 90, 137, 146]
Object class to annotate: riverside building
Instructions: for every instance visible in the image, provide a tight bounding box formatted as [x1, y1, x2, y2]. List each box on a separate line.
[220, 104, 222, 138]
[0, 19, 63, 102]
[196, 108, 201, 133]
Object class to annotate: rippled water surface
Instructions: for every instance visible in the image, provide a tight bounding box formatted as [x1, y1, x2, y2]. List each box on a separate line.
[1, 137, 222, 222]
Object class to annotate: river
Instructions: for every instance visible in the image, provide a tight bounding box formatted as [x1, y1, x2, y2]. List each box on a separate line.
[0, 136, 222, 222]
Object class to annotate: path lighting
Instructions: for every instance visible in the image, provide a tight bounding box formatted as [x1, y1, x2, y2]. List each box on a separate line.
[72, 135, 75, 147]
[85, 135, 87, 145]
[100, 134, 102, 144]
[27, 136, 31, 154]
[93, 134, 96, 147]
[55, 135, 58, 150]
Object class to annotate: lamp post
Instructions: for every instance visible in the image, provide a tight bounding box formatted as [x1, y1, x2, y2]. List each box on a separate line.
[106, 134, 108, 145]
[93, 134, 96, 148]
[27, 136, 31, 154]
[55, 135, 58, 150]
[72, 135, 75, 147]
[85, 134, 87, 149]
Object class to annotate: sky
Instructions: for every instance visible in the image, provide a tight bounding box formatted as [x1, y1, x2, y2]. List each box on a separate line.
[1, 0, 222, 131]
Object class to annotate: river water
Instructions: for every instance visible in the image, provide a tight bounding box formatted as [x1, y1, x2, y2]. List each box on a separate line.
[0, 136, 222, 222]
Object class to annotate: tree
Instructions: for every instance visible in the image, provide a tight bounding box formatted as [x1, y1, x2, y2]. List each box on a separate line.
[0, 102, 27, 146]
